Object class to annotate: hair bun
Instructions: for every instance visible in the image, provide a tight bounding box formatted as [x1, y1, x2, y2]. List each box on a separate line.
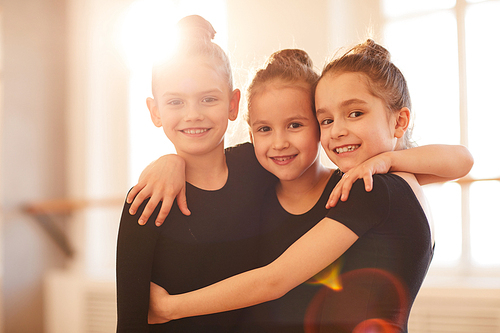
[352, 39, 391, 61]
[269, 49, 313, 68]
[177, 15, 216, 42]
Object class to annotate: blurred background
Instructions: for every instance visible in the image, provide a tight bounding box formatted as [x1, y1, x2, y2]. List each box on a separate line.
[1, 0, 499, 332]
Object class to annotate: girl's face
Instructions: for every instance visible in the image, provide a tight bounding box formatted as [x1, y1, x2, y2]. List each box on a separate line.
[315, 72, 404, 173]
[148, 57, 239, 158]
[249, 82, 321, 182]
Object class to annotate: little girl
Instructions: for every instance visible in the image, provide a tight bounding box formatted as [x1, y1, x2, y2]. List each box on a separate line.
[144, 40, 467, 332]
[115, 15, 276, 332]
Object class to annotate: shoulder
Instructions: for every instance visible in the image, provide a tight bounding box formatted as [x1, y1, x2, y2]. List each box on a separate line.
[348, 174, 392, 201]
[118, 189, 167, 234]
[225, 142, 277, 183]
[370, 172, 417, 192]
[225, 142, 258, 172]
[117, 194, 161, 247]
[224, 142, 255, 161]
[371, 172, 422, 201]
[325, 175, 392, 235]
[342, 176, 392, 213]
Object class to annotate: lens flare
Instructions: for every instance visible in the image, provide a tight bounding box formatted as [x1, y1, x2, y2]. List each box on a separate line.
[304, 268, 409, 333]
[353, 318, 399, 333]
[306, 258, 344, 291]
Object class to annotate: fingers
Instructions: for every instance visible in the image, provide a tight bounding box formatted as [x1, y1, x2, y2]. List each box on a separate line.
[155, 199, 173, 227]
[126, 184, 143, 205]
[327, 174, 348, 208]
[138, 194, 161, 225]
[129, 187, 151, 216]
[326, 173, 355, 208]
[363, 173, 374, 192]
[153, 186, 191, 226]
[326, 189, 341, 209]
[340, 176, 354, 202]
[176, 186, 191, 216]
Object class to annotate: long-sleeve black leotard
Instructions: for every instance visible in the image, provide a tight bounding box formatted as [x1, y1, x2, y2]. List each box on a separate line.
[116, 143, 276, 332]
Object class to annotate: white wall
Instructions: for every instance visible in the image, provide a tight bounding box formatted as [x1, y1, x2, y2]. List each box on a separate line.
[0, 0, 68, 332]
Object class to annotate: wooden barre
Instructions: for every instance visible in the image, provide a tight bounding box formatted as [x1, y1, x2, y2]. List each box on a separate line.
[23, 197, 124, 215]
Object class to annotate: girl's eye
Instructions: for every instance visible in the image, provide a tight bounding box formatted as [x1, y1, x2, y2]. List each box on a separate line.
[167, 99, 183, 106]
[349, 111, 363, 118]
[288, 122, 302, 129]
[257, 126, 271, 133]
[202, 97, 217, 103]
[320, 118, 333, 126]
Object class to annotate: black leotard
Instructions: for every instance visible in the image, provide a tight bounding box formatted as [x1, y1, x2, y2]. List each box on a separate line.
[116, 143, 276, 332]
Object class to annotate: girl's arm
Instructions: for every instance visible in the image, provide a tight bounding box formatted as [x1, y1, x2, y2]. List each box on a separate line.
[116, 195, 160, 331]
[149, 218, 359, 323]
[127, 154, 190, 226]
[327, 144, 473, 208]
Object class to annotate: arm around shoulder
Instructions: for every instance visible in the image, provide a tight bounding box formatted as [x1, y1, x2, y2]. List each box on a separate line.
[388, 144, 473, 185]
[162, 218, 358, 321]
[127, 154, 190, 226]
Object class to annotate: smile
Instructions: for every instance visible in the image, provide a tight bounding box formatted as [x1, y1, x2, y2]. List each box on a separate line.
[181, 128, 209, 134]
[335, 145, 360, 154]
[270, 155, 297, 164]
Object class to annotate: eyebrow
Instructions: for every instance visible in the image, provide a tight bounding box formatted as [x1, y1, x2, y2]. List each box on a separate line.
[162, 89, 223, 98]
[251, 115, 311, 127]
[340, 98, 368, 108]
[316, 98, 368, 115]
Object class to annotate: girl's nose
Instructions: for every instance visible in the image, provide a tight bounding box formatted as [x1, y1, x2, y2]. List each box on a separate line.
[184, 104, 204, 121]
[272, 132, 290, 150]
[330, 119, 348, 138]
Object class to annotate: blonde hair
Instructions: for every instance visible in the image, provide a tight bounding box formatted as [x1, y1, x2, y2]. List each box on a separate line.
[152, 15, 233, 94]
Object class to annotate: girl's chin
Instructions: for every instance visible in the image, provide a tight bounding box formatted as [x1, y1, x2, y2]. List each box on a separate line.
[272, 171, 302, 182]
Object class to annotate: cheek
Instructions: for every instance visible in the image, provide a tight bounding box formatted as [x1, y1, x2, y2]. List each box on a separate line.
[299, 130, 320, 153]
[319, 130, 330, 150]
[213, 109, 230, 124]
[160, 110, 178, 126]
[252, 136, 268, 161]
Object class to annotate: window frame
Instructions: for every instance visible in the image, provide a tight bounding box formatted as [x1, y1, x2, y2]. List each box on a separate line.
[382, 0, 500, 282]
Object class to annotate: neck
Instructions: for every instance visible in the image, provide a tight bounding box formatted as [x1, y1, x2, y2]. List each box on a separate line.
[179, 143, 228, 190]
[276, 158, 332, 215]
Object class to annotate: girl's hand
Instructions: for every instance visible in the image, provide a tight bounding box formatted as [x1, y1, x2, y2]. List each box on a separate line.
[127, 154, 190, 226]
[327, 153, 392, 208]
[148, 282, 172, 324]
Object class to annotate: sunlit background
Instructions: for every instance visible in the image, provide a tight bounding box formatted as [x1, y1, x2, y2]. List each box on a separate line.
[1, 0, 499, 332]
[119, 0, 229, 184]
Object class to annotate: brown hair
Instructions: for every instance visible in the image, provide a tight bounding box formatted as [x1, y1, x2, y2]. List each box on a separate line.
[246, 49, 319, 123]
[320, 39, 414, 148]
[152, 15, 233, 95]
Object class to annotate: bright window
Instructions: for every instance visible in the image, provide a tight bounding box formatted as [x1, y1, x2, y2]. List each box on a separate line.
[383, 0, 500, 275]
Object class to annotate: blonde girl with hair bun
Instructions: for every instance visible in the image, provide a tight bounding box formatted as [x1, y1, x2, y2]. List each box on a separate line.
[116, 15, 277, 332]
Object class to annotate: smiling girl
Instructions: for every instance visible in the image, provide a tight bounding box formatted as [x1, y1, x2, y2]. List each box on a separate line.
[144, 40, 455, 332]
[115, 16, 277, 332]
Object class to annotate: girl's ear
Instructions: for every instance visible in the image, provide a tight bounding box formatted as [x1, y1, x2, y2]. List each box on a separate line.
[147, 97, 162, 127]
[394, 107, 410, 139]
[228, 89, 241, 121]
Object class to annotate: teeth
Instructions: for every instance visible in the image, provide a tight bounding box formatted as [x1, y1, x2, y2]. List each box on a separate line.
[183, 128, 208, 134]
[335, 145, 359, 154]
[273, 156, 294, 161]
